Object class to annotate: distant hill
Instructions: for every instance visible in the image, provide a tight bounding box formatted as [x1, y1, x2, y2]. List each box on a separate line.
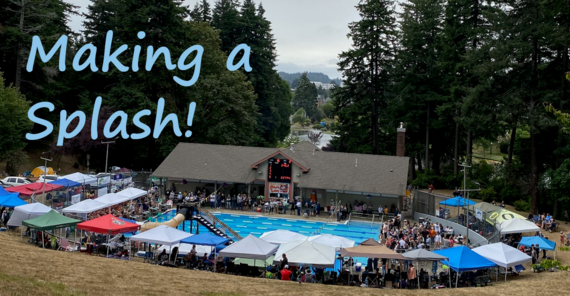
[278, 72, 342, 87]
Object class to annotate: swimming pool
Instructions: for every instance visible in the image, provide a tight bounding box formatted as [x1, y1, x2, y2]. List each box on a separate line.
[150, 210, 381, 244]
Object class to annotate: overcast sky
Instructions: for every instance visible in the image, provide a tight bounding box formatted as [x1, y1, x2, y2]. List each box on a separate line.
[68, 0, 361, 79]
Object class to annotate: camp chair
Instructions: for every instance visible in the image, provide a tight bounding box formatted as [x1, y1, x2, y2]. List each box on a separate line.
[58, 239, 77, 251]
[337, 269, 350, 285]
[143, 251, 154, 263]
[225, 262, 236, 274]
[249, 266, 261, 277]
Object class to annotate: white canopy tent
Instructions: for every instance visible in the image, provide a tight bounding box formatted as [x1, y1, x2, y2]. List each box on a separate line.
[307, 234, 355, 250]
[273, 240, 336, 268]
[7, 203, 52, 227]
[473, 243, 532, 281]
[219, 234, 278, 260]
[129, 225, 192, 246]
[260, 230, 308, 244]
[496, 218, 540, 234]
[61, 173, 98, 186]
[114, 188, 146, 200]
[62, 199, 108, 214]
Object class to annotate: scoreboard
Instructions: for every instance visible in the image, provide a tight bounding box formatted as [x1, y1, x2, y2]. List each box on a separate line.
[267, 158, 292, 182]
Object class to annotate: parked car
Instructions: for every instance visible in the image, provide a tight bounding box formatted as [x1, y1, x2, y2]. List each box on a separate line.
[1, 177, 32, 187]
[36, 175, 61, 183]
[0, 180, 12, 188]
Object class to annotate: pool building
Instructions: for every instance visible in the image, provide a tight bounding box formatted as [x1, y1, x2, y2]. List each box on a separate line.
[152, 140, 409, 211]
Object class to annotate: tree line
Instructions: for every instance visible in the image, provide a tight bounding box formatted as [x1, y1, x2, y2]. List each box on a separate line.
[330, 0, 570, 216]
[0, 0, 292, 172]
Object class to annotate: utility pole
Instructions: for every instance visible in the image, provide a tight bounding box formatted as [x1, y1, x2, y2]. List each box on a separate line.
[101, 139, 116, 174]
[458, 162, 480, 246]
[40, 152, 52, 206]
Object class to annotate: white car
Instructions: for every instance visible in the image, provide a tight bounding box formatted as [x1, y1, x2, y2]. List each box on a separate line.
[1, 177, 32, 187]
[36, 175, 61, 183]
[0, 180, 12, 188]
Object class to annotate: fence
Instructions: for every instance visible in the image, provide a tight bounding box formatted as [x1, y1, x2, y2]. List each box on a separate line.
[413, 190, 499, 243]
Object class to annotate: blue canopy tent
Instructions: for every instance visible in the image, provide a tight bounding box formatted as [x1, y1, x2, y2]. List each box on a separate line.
[438, 196, 476, 207]
[181, 233, 229, 246]
[180, 233, 229, 272]
[0, 194, 27, 208]
[438, 197, 476, 223]
[49, 178, 81, 188]
[518, 236, 556, 259]
[0, 186, 19, 198]
[434, 246, 497, 287]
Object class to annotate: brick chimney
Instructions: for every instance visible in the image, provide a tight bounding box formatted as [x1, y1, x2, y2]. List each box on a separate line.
[396, 122, 406, 157]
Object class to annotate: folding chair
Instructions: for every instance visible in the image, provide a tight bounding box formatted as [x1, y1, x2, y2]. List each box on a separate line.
[337, 269, 350, 285]
[225, 262, 236, 274]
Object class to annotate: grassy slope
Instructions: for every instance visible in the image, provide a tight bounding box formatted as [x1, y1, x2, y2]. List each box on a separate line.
[0, 228, 568, 296]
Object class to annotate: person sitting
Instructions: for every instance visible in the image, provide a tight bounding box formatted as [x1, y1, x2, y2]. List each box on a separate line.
[280, 265, 292, 281]
[158, 250, 169, 265]
[303, 268, 314, 283]
[185, 252, 197, 268]
[548, 220, 557, 233]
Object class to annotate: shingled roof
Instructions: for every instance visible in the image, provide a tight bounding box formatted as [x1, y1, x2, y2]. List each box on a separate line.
[152, 142, 409, 196]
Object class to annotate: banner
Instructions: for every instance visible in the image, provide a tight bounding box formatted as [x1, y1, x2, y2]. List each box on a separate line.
[98, 176, 111, 186]
[269, 182, 289, 194]
[98, 187, 108, 197]
[113, 174, 122, 180]
[71, 194, 81, 205]
[123, 177, 132, 184]
[475, 208, 483, 220]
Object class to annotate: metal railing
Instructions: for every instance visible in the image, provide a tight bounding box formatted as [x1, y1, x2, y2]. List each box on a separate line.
[197, 204, 242, 241]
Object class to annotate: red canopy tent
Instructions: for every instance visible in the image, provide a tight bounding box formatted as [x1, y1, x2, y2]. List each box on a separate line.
[6, 183, 63, 196]
[77, 214, 140, 235]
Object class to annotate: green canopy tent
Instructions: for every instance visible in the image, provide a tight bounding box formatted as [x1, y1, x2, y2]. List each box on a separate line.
[22, 210, 81, 249]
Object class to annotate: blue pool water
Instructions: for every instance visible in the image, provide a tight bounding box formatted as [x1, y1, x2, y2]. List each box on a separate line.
[150, 210, 381, 244]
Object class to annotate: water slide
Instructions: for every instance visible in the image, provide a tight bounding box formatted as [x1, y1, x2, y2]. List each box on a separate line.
[140, 207, 190, 232]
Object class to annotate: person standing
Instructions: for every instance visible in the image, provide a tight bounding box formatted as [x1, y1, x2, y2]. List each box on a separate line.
[296, 200, 301, 216]
[407, 264, 416, 289]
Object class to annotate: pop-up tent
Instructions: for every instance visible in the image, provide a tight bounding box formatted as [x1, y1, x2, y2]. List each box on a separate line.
[438, 196, 476, 207]
[338, 238, 406, 259]
[485, 209, 526, 224]
[62, 199, 108, 214]
[219, 234, 278, 260]
[61, 173, 98, 186]
[22, 210, 80, 230]
[496, 218, 540, 234]
[130, 225, 192, 246]
[22, 210, 81, 248]
[307, 234, 355, 250]
[403, 248, 449, 288]
[30, 166, 55, 177]
[49, 178, 81, 188]
[6, 182, 63, 196]
[0, 194, 27, 208]
[433, 246, 496, 272]
[0, 186, 19, 198]
[273, 240, 336, 268]
[434, 246, 497, 287]
[260, 230, 308, 244]
[7, 203, 52, 227]
[473, 243, 532, 281]
[180, 233, 229, 246]
[77, 214, 140, 235]
[518, 236, 556, 259]
[114, 188, 146, 200]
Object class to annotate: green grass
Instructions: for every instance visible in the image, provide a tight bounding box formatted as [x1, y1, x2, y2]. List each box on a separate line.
[0, 272, 87, 296]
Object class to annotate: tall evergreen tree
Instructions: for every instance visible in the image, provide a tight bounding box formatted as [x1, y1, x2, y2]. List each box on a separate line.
[332, 0, 398, 154]
[189, 0, 212, 23]
[212, 0, 241, 54]
[391, 0, 445, 172]
[293, 73, 318, 119]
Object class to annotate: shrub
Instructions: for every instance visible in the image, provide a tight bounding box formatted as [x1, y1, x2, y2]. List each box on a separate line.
[478, 187, 496, 202]
[411, 170, 445, 189]
[73, 162, 80, 169]
[500, 185, 521, 204]
[312, 124, 322, 130]
[500, 141, 509, 154]
[514, 199, 531, 212]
